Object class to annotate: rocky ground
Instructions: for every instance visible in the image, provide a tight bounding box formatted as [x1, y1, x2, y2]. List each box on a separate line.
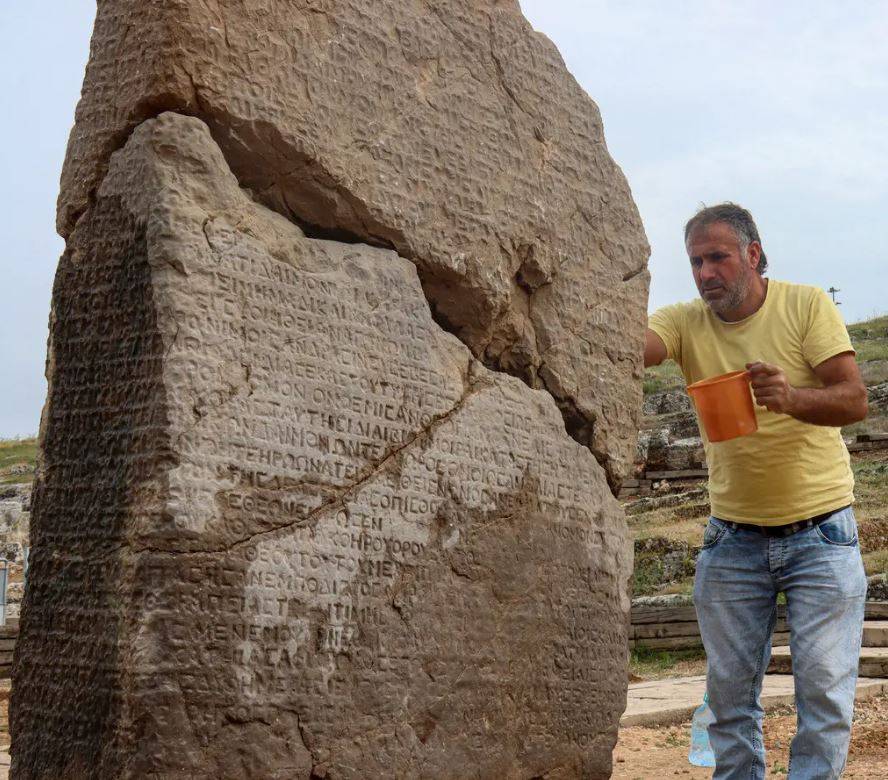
[0, 680, 8, 748]
[0, 479, 28, 622]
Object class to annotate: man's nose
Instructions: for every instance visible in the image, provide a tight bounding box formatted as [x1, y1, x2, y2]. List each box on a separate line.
[699, 262, 718, 282]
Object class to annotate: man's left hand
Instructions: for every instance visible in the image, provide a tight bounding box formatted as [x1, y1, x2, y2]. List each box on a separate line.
[746, 361, 797, 415]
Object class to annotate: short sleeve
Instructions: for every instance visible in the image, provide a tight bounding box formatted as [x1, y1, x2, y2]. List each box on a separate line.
[802, 288, 855, 368]
[648, 304, 685, 365]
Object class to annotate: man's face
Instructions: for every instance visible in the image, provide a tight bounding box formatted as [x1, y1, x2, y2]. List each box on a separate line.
[686, 222, 759, 316]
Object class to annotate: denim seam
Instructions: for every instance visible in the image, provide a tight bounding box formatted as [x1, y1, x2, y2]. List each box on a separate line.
[814, 509, 858, 547]
[702, 520, 728, 549]
[813, 524, 858, 547]
[837, 604, 866, 776]
[748, 604, 776, 780]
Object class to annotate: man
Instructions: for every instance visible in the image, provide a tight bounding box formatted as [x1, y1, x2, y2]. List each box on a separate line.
[645, 203, 868, 779]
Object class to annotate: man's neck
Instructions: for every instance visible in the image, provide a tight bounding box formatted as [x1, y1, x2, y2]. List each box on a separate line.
[717, 277, 769, 323]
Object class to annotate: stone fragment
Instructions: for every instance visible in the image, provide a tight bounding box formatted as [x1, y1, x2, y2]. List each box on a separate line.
[13, 114, 631, 779]
[56, 0, 649, 483]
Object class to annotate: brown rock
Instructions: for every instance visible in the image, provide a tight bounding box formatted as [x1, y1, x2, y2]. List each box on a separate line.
[13, 114, 632, 778]
[57, 0, 649, 483]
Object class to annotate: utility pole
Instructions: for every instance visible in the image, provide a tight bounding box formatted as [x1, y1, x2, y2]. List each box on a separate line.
[827, 286, 841, 306]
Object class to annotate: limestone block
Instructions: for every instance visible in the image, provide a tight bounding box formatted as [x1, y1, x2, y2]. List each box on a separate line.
[13, 114, 631, 779]
[57, 0, 649, 482]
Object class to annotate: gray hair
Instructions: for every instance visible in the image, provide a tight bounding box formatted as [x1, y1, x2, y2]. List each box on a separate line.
[684, 202, 768, 274]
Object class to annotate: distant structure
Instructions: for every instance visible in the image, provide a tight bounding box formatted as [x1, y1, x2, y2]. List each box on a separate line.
[828, 286, 842, 306]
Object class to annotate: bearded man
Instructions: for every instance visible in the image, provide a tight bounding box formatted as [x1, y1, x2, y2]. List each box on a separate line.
[644, 203, 868, 780]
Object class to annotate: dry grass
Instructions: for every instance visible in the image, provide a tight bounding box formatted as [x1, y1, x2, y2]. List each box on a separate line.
[628, 502, 709, 548]
[0, 438, 36, 486]
[629, 646, 707, 681]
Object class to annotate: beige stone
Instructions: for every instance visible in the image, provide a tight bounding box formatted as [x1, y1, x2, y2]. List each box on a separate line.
[57, 0, 649, 483]
[17, 3, 651, 774]
[13, 114, 632, 778]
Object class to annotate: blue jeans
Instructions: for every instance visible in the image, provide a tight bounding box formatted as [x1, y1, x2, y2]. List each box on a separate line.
[694, 506, 866, 780]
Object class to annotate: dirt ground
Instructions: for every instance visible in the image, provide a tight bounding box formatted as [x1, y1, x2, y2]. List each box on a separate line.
[614, 691, 888, 779]
[0, 680, 8, 748]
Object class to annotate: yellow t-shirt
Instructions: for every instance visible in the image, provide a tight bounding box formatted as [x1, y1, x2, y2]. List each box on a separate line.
[648, 279, 854, 525]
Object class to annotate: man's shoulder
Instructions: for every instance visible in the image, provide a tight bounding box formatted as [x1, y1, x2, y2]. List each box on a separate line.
[766, 280, 833, 329]
[768, 279, 824, 304]
[651, 297, 709, 323]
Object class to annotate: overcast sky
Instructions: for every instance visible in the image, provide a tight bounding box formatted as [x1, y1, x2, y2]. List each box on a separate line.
[2, 2, 886, 437]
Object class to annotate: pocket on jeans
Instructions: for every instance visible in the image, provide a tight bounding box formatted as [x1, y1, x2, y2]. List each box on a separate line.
[814, 508, 858, 546]
[702, 519, 727, 549]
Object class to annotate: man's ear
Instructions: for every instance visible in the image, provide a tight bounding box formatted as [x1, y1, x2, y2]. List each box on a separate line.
[746, 241, 762, 271]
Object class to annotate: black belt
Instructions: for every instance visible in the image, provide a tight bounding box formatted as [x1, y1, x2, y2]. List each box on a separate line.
[716, 505, 850, 538]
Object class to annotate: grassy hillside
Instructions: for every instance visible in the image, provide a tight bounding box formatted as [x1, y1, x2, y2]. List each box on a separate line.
[642, 361, 684, 396]
[849, 315, 888, 386]
[0, 438, 36, 485]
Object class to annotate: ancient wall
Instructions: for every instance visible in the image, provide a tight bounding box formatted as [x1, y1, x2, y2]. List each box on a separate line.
[14, 3, 648, 778]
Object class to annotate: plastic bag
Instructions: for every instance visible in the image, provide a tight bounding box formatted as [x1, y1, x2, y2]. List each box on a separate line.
[688, 691, 716, 767]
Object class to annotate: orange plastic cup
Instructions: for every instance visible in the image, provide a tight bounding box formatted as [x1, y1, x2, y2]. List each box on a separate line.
[686, 370, 758, 443]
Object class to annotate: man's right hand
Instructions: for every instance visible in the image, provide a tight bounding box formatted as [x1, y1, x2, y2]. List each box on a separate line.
[644, 329, 667, 367]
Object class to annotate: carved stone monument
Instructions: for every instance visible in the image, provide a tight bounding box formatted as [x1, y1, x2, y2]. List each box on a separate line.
[13, 2, 648, 778]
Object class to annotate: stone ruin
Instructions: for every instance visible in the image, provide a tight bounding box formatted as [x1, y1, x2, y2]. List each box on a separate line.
[13, 2, 649, 778]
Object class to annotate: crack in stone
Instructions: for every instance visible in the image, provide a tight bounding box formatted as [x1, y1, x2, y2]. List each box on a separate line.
[622, 265, 646, 283]
[487, 17, 533, 120]
[74, 69, 615, 496]
[136, 369, 493, 558]
[25, 12, 641, 773]
[536, 368, 616, 492]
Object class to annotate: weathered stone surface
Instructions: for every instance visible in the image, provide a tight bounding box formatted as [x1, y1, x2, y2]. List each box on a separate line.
[869, 381, 888, 413]
[631, 537, 698, 598]
[20, 3, 649, 773]
[867, 574, 888, 602]
[13, 114, 632, 778]
[56, 0, 649, 483]
[0, 486, 29, 622]
[642, 389, 692, 418]
[640, 432, 706, 474]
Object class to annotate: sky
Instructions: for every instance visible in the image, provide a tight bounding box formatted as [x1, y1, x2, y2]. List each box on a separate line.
[2, 2, 887, 437]
[1, 5, 92, 438]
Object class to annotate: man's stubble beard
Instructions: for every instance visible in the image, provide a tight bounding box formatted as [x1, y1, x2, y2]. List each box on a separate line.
[705, 265, 752, 317]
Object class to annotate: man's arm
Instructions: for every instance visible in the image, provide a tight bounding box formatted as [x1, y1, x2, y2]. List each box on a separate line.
[746, 352, 868, 426]
[644, 329, 668, 368]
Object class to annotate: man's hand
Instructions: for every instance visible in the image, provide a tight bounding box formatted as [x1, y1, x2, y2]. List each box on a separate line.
[745, 353, 867, 426]
[746, 361, 797, 414]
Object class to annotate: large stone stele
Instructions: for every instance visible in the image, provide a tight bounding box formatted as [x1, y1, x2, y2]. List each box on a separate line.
[12, 114, 631, 778]
[56, 0, 649, 484]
